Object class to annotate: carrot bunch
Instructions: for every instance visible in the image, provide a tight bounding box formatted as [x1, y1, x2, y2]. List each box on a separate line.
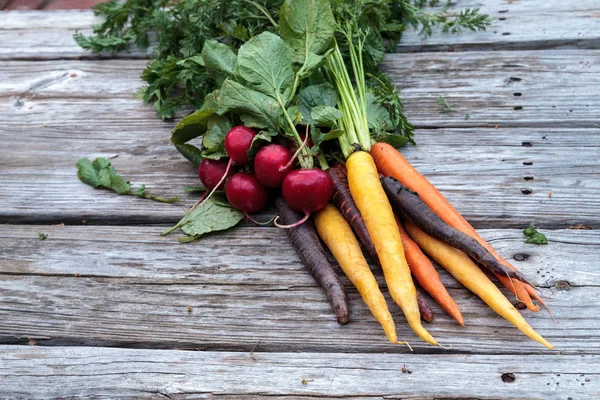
[297, 22, 553, 349]
[307, 142, 553, 349]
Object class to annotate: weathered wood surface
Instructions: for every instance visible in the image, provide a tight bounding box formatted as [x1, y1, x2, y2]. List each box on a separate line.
[2, 52, 599, 227]
[2, 2, 599, 398]
[1, 225, 597, 354]
[398, 0, 600, 52]
[2, 0, 600, 60]
[2, 345, 598, 400]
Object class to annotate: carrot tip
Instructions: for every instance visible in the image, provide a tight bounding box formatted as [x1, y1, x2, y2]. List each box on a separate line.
[438, 342, 453, 350]
[396, 341, 414, 352]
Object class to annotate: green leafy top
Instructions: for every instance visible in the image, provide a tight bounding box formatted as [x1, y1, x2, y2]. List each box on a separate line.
[74, 0, 490, 119]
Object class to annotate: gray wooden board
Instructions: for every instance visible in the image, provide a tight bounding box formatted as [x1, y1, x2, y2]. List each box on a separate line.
[1, 0, 600, 60]
[1, 54, 599, 227]
[0, 225, 598, 354]
[1, 345, 599, 400]
[398, 0, 600, 52]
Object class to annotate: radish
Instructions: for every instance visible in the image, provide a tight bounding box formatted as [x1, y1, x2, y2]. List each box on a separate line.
[225, 126, 256, 164]
[277, 168, 333, 228]
[198, 159, 235, 191]
[253, 144, 293, 188]
[193, 126, 257, 212]
[226, 172, 269, 216]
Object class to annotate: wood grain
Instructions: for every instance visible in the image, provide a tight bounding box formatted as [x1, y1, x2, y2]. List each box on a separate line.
[0, 225, 597, 354]
[2, 345, 599, 399]
[398, 0, 600, 52]
[2, 0, 600, 60]
[1, 55, 599, 227]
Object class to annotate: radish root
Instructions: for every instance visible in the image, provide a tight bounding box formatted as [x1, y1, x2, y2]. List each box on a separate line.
[274, 211, 310, 228]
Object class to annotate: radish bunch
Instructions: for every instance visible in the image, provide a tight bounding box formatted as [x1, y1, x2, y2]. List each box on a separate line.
[196, 125, 333, 223]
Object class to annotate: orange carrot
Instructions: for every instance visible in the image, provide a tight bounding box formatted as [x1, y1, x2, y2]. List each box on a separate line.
[395, 216, 464, 325]
[371, 142, 541, 312]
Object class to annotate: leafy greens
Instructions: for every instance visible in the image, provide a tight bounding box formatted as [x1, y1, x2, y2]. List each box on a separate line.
[75, 0, 490, 119]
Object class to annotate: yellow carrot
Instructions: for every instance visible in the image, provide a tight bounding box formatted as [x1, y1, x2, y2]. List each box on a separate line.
[404, 221, 553, 349]
[346, 151, 438, 346]
[314, 204, 398, 343]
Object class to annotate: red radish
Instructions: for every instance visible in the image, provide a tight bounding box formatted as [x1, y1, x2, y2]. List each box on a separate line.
[254, 144, 293, 188]
[276, 169, 333, 228]
[225, 126, 256, 164]
[198, 159, 235, 190]
[193, 126, 257, 213]
[226, 172, 269, 214]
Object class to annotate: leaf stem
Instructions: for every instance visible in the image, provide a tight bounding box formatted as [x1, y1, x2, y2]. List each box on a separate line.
[274, 92, 314, 169]
[134, 192, 180, 203]
[240, 0, 279, 29]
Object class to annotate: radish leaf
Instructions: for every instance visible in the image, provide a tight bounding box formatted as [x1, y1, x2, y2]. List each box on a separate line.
[201, 39, 237, 84]
[220, 80, 281, 130]
[280, 0, 335, 63]
[173, 197, 244, 240]
[77, 157, 179, 203]
[236, 32, 295, 100]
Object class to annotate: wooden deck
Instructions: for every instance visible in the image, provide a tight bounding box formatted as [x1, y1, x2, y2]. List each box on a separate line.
[1, 1, 599, 398]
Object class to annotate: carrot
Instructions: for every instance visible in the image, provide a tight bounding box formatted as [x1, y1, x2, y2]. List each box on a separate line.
[371, 142, 541, 312]
[328, 164, 379, 264]
[395, 216, 464, 325]
[346, 151, 438, 346]
[314, 205, 398, 343]
[275, 197, 349, 324]
[405, 221, 553, 349]
[382, 177, 532, 285]
[328, 164, 433, 322]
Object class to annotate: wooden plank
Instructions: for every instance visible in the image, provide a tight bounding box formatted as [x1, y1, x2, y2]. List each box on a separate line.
[1, 55, 598, 227]
[2, 0, 600, 60]
[1, 346, 599, 400]
[398, 0, 600, 52]
[1, 225, 598, 354]
[4, 50, 600, 129]
[0, 11, 146, 60]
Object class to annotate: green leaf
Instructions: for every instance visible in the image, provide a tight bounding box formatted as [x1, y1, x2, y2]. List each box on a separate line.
[170, 197, 244, 239]
[171, 109, 214, 145]
[298, 83, 337, 124]
[280, 0, 335, 62]
[248, 130, 278, 159]
[134, 185, 146, 196]
[236, 32, 295, 99]
[203, 114, 233, 150]
[220, 80, 281, 130]
[310, 106, 344, 127]
[296, 49, 332, 80]
[77, 157, 132, 195]
[184, 185, 206, 193]
[174, 144, 204, 166]
[523, 224, 548, 245]
[77, 157, 178, 203]
[366, 93, 393, 131]
[201, 39, 237, 84]
[383, 134, 410, 148]
[38, 232, 48, 241]
[76, 157, 102, 188]
[322, 128, 345, 141]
